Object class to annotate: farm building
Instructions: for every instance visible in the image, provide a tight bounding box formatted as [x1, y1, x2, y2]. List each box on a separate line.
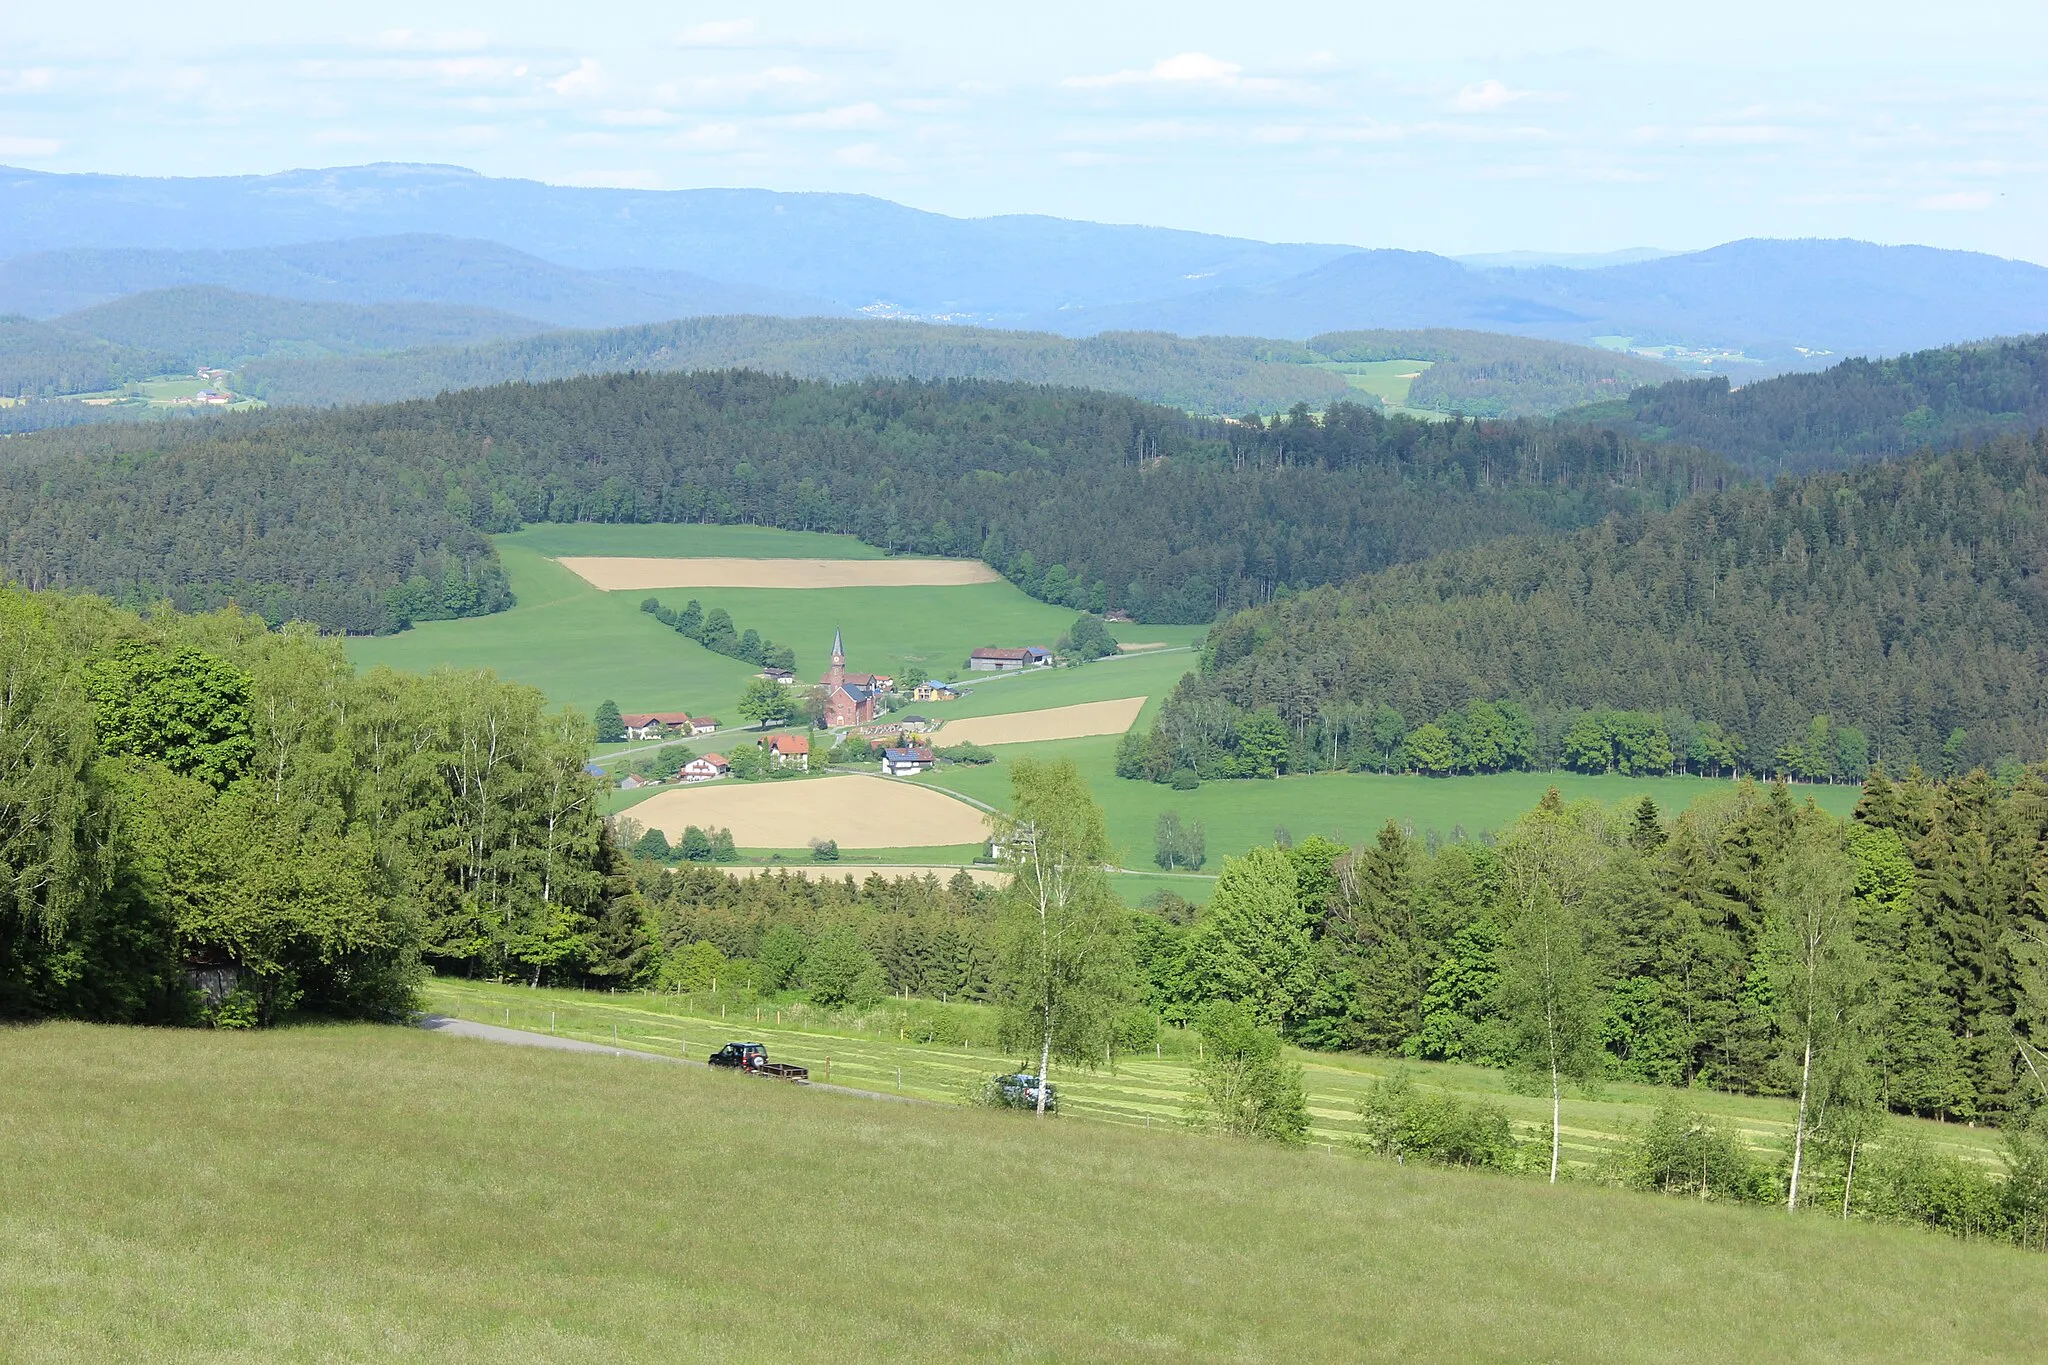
[680, 754, 730, 782]
[689, 717, 718, 735]
[967, 646, 1051, 672]
[620, 711, 694, 739]
[912, 681, 960, 701]
[759, 666, 797, 685]
[760, 733, 811, 770]
[881, 746, 935, 777]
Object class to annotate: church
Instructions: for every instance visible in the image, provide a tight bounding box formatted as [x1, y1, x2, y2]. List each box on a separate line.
[819, 629, 879, 729]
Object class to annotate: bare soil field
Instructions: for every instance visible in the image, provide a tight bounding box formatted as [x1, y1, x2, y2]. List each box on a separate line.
[631, 775, 989, 848]
[717, 863, 1010, 885]
[556, 556, 1003, 591]
[1116, 641, 1170, 652]
[939, 697, 1147, 746]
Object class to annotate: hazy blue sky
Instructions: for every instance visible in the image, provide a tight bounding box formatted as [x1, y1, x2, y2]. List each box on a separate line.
[6, 1, 2045, 260]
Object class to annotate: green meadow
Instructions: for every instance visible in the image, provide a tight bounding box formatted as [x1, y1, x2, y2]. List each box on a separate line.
[348, 524, 1085, 719]
[918, 736, 1864, 875]
[7, 1020, 2041, 1362]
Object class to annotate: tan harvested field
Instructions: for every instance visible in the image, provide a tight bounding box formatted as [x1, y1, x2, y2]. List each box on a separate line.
[631, 775, 989, 848]
[556, 556, 1003, 591]
[717, 863, 1010, 885]
[941, 697, 1147, 746]
[1116, 641, 1170, 652]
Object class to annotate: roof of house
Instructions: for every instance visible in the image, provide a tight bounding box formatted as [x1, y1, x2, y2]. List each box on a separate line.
[971, 646, 1046, 661]
[690, 753, 729, 768]
[620, 711, 694, 727]
[763, 733, 811, 755]
[884, 746, 935, 762]
[691, 716, 717, 726]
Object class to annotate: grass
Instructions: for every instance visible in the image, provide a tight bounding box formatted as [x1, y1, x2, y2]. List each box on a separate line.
[424, 977, 2008, 1167]
[916, 737, 1865, 870]
[9, 1020, 2042, 1362]
[347, 526, 1086, 719]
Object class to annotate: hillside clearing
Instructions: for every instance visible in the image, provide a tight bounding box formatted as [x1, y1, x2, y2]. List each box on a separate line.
[939, 697, 1147, 746]
[6, 1022, 2043, 1363]
[630, 774, 988, 848]
[557, 555, 1002, 590]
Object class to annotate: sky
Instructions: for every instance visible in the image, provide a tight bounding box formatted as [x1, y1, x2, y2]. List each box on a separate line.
[4, 0, 2046, 261]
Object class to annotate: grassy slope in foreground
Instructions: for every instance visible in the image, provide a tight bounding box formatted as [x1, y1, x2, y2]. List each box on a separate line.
[346, 524, 1085, 718]
[7, 1023, 2043, 1364]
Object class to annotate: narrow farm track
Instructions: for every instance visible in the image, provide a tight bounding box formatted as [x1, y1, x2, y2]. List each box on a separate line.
[416, 1013, 930, 1105]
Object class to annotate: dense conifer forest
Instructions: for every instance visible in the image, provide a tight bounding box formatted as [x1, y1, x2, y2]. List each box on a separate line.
[1574, 334, 2048, 471]
[0, 371, 1726, 632]
[1141, 431, 2048, 777]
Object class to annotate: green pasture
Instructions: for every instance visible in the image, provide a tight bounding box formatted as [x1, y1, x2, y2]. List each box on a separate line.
[424, 978, 2006, 1169]
[915, 645, 1197, 722]
[348, 525, 1085, 718]
[918, 737, 1865, 870]
[10, 1023, 2042, 1362]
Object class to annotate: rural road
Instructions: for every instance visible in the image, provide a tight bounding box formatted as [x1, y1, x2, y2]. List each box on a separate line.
[415, 1014, 930, 1105]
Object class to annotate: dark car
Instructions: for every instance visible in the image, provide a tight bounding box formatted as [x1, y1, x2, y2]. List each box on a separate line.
[992, 1073, 1058, 1112]
[708, 1042, 767, 1070]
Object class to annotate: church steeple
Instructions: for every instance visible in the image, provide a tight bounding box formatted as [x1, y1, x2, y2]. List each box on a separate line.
[831, 628, 845, 669]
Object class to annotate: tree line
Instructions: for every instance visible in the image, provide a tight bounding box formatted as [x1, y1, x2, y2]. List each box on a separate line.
[1150, 431, 2048, 778]
[0, 586, 632, 1026]
[639, 595, 798, 672]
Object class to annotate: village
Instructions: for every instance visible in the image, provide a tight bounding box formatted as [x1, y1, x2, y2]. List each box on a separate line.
[601, 629, 1052, 793]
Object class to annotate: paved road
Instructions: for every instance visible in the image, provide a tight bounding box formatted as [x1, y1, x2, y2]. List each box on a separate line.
[415, 1014, 929, 1105]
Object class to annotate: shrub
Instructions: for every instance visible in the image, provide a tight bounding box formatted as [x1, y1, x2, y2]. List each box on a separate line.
[1188, 1000, 1309, 1142]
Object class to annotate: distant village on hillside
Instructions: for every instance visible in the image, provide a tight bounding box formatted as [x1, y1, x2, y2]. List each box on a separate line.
[599, 627, 1055, 790]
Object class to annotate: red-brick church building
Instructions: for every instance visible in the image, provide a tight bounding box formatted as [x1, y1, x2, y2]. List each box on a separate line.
[820, 629, 879, 729]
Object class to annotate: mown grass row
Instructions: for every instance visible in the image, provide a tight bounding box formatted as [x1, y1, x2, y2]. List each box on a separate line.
[425, 978, 2007, 1171]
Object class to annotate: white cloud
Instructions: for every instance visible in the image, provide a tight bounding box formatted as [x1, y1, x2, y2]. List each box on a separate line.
[778, 102, 887, 131]
[663, 122, 746, 151]
[0, 67, 59, 95]
[676, 19, 758, 48]
[549, 59, 608, 99]
[1066, 52, 1244, 89]
[833, 141, 903, 171]
[372, 30, 491, 53]
[599, 108, 680, 127]
[0, 134, 63, 157]
[1452, 79, 1530, 113]
[1918, 190, 1994, 211]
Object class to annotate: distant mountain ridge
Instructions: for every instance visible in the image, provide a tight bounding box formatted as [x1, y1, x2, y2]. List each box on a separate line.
[2, 163, 2044, 371]
[1041, 240, 2048, 365]
[0, 235, 834, 327]
[0, 163, 1355, 318]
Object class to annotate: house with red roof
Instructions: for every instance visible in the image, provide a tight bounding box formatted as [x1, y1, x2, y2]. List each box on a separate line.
[760, 733, 811, 770]
[679, 754, 729, 782]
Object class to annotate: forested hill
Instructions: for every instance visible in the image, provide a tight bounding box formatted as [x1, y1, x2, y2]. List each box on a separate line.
[237, 315, 1352, 416]
[1570, 334, 2048, 471]
[1144, 431, 2048, 779]
[0, 371, 1726, 634]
